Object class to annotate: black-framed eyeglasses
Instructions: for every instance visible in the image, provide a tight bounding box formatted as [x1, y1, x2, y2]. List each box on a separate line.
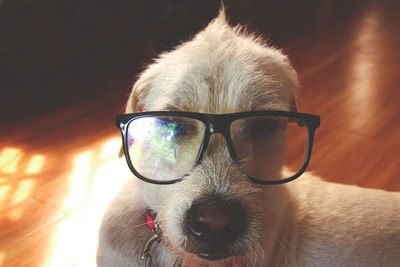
[116, 111, 320, 185]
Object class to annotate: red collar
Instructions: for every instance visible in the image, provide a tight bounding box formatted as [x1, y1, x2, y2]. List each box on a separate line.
[145, 210, 158, 233]
[143, 210, 184, 266]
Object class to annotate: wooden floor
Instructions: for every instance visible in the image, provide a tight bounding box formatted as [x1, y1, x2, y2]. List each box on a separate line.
[0, 0, 399, 266]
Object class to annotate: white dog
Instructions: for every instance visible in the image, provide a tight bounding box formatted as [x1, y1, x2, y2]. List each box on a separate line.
[97, 10, 400, 267]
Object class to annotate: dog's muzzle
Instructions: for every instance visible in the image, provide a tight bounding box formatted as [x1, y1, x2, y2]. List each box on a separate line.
[184, 196, 248, 260]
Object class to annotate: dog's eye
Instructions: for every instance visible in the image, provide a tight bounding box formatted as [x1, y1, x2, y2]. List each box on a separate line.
[242, 118, 281, 139]
[174, 122, 196, 137]
[252, 119, 279, 136]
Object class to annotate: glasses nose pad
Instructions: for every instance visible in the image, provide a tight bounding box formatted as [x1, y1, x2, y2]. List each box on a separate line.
[203, 133, 234, 158]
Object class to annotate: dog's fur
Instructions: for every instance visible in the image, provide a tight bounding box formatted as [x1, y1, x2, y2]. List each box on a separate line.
[97, 11, 400, 267]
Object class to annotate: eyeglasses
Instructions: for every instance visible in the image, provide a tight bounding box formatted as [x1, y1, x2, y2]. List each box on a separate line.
[116, 111, 320, 185]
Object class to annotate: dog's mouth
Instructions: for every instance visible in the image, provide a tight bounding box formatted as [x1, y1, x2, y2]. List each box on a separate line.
[197, 250, 239, 261]
[187, 248, 244, 263]
[179, 238, 249, 267]
[183, 255, 247, 267]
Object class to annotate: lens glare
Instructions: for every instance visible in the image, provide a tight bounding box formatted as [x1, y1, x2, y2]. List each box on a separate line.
[126, 116, 205, 182]
[231, 116, 308, 181]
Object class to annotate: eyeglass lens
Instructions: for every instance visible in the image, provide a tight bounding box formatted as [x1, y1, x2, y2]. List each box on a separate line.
[126, 115, 308, 182]
[230, 116, 308, 181]
[127, 116, 205, 182]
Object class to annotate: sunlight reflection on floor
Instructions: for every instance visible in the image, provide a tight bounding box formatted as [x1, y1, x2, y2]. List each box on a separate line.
[0, 251, 4, 266]
[43, 136, 132, 267]
[61, 149, 95, 211]
[9, 179, 36, 220]
[25, 155, 46, 175]
[0, 148, 42, 218]
[349, 7, 381, 129]
[0, 148, 24, 174]
[0, 183, 11, 206]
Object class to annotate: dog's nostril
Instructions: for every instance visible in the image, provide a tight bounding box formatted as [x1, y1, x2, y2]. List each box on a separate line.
[188, 220, 208, 237]
[186, 198, 247, 245]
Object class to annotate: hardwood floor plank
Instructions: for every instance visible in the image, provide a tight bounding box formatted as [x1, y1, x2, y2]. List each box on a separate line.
[0, 193, 63, 248]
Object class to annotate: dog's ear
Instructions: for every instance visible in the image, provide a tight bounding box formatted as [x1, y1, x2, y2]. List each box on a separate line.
[118, 146, 125, 158]
[118, 84, 145, 158]
[285, 64, 299, 112]
[125, 84, 140, 114]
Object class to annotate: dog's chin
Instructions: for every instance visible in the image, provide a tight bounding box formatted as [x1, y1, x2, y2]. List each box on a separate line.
[184, 254, 247, 267]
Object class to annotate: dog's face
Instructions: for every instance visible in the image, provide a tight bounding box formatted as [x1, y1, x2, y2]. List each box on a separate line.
[126, 12, 298, 266]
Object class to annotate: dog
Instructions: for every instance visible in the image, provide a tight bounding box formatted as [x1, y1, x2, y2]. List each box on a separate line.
[97, 10, 400, 267]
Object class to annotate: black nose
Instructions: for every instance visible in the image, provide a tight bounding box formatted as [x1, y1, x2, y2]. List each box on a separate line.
[186, 197, 247, 246]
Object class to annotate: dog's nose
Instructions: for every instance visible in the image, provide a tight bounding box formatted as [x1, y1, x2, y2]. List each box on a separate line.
[186, 198, 247, 245]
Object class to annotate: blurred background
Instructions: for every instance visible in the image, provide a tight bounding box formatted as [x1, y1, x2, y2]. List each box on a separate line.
[0, 0, 399, 266]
